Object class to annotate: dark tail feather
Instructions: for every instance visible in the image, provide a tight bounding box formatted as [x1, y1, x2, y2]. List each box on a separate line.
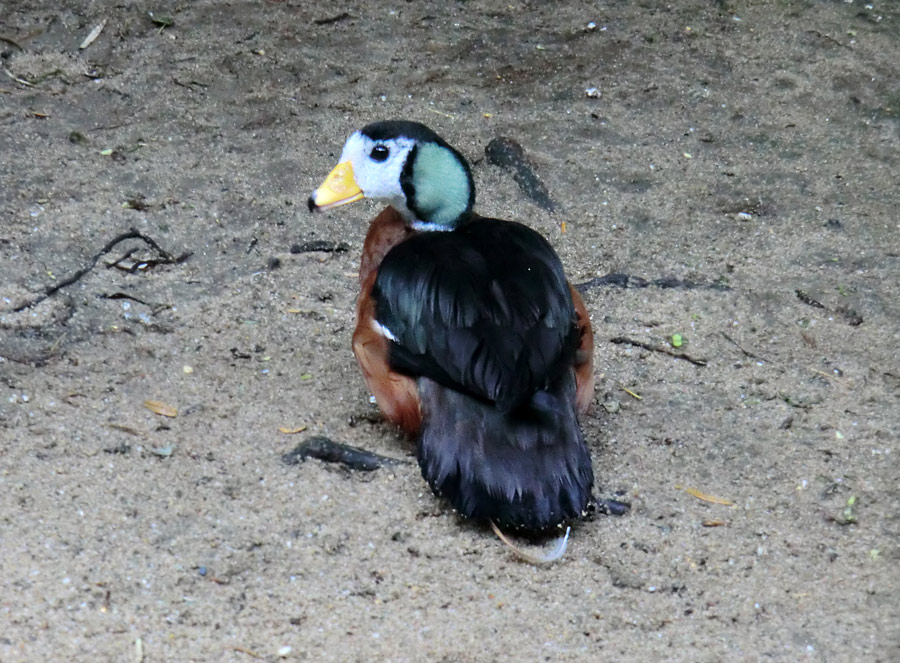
[416, 371, 594, 532]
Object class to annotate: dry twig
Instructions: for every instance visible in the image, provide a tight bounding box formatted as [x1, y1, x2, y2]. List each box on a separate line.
[611, 336, 707, 366]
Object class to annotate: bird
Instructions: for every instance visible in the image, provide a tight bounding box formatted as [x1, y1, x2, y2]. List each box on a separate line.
[308, 120, 595, 532]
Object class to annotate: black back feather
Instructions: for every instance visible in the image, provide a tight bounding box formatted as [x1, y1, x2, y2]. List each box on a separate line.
[417, 371, 593, 531]
[372, 218, 578, 414]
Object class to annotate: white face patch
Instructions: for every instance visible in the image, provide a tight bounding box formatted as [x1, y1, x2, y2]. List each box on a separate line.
[339, 132, 416, 208]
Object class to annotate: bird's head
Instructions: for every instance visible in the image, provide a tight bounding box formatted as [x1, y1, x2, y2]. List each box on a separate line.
[308, 120, 475, 231]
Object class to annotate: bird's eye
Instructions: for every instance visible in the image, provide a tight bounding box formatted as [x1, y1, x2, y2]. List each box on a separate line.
[370, 145, 390, 162]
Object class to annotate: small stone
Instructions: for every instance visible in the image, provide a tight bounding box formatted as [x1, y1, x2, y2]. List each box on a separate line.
[602, 400, 621, 414]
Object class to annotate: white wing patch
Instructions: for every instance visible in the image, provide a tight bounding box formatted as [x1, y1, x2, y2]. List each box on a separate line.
[371, 319, 399, 342]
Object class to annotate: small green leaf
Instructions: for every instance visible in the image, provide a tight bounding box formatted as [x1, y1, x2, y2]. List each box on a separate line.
[841, 495, 858, 524]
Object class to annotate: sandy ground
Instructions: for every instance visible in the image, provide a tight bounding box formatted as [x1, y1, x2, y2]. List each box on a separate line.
[1, 1, 899, 661]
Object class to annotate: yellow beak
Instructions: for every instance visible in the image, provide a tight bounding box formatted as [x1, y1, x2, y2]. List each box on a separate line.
[308, 161, 364, 211]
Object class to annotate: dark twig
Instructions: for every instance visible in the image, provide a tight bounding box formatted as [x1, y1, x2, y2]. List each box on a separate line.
[0, 35, 26, 52]
[804, 30, 846, 49]
[795, 289, 825, 309]
[313, 12, 351, 26]
[720, 331, 770, 363]
[290, 240, 350, 254]
[100, 292, 153, 307]
[576, 272, 730, 293]
[115, 252, 192, 274]
[105, 247, 139, 270]
[795, 290, 862, 326]
[13, 229, 190, 312]
[610, 336, 708, 366]
[281, 436, 408, 472]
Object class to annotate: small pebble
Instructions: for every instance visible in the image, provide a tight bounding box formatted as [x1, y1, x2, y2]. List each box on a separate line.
[277, 646, 292, 657]
[198, 566, 207, 576]
[602, 400, 620, 414]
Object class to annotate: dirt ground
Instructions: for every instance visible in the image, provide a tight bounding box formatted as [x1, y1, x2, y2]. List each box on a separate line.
[1, 1, 898, 661]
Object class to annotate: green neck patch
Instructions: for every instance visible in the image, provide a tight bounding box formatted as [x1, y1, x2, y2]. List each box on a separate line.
[408, 142, 473, 229]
